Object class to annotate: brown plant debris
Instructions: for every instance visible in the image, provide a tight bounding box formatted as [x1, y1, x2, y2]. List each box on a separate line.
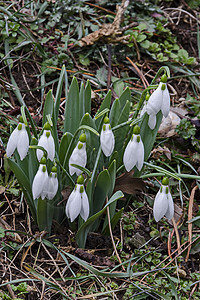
[79, 0, 137, 47]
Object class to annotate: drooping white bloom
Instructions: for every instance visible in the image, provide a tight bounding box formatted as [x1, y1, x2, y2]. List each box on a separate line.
[69, 133, 87, 176]
[6, 122, 29, 160]
[123, 125, 144, 172]
[100, 117, 115, 157]
[47, 168, 58, 200]
[146, 74, 170, 130]
[37, 126, 55, 162]
[153, 178, 174, 222]
[65, 176, 89, 222]
[32, 162, 49, 200]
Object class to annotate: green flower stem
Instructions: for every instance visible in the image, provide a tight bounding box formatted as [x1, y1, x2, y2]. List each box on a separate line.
[144, 162, 181, 180]
[112, 117, 141, 131]
[140, 172, 200, 180]
[95, 108, 110, 120]
[29, 145, 48, 158]
[25, 106, 38, 138]
[55, 158, 75, 186]
[150, 66, 170, 85]
[20, 106, 28, 126]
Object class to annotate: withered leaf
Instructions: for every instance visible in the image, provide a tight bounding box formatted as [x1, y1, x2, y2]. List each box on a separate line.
[114, 170, 145, 195]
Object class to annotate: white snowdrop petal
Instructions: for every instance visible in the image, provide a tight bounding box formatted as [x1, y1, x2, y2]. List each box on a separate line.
[100, 125, 115, 157]
[48, 174, 58, 200]
[17, 125, 29, 160]
[41, 170, 49, 200]
[153, 188, 168, 222]
[65, 190, 76, 218]
[77, 143, 87, 168]
[46, 133, 55, 161]
[146, 83, 163, 115]
[165, 191, 174, 220]
[66, 188, 82, 222]
[32, 165, 45, 200]
[69, 142, 87, 176]
[148, 114, 157, 130]
[123, 139, 137, 172]
[80, 190, 90, 221]
[161, 87, 170, 118]
[69, 147, 80, 176]
[6, 127, 20, 157]
[136, 139, 144, 171]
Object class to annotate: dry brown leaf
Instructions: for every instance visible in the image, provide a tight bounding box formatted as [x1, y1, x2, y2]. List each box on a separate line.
[114, 170, 145, 195]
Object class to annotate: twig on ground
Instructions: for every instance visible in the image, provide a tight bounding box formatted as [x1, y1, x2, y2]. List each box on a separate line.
[106, 197, 125, 272]
[185, 185, 198, 262]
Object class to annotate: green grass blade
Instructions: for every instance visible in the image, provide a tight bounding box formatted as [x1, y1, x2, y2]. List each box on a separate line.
[43, 90, 54, 126]
[64, 76, 80, 134]
[84, 79, 91, 114]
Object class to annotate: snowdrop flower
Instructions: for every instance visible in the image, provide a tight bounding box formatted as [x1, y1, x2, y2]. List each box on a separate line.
[37, 122, 55, 162]
[146, 74, 170, 129]
[47, 166, 59, 200]
[69, 133, 87, 176]
[100, 116, 115, 157]
[65, 175, 89, 222]
[153, 177, 174, 222]
[6, 117, 29, 160]
[32, 157, 49, 200]
[123, 125, 144, 172]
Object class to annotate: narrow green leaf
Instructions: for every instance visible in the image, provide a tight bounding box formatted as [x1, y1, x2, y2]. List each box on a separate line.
[107, 159, 116, 198]
[84, 79, 91, 114]
[118, 87, 131, 111]
[59, 132, 73, 165]
[64, 76, 80, 134]
[109, 98, 120, 127]
[37, 197, 48, 232]
[79, 81, 85, 118]
[92, 169, 111, 215]
[43, 90, 54, 126]
[54, 65, 65, 121]
[95, 90, 111, 130]
[7, 158, 36, 221]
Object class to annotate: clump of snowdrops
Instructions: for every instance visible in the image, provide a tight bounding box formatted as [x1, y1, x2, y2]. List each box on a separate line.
[6, 65, 175, 247]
